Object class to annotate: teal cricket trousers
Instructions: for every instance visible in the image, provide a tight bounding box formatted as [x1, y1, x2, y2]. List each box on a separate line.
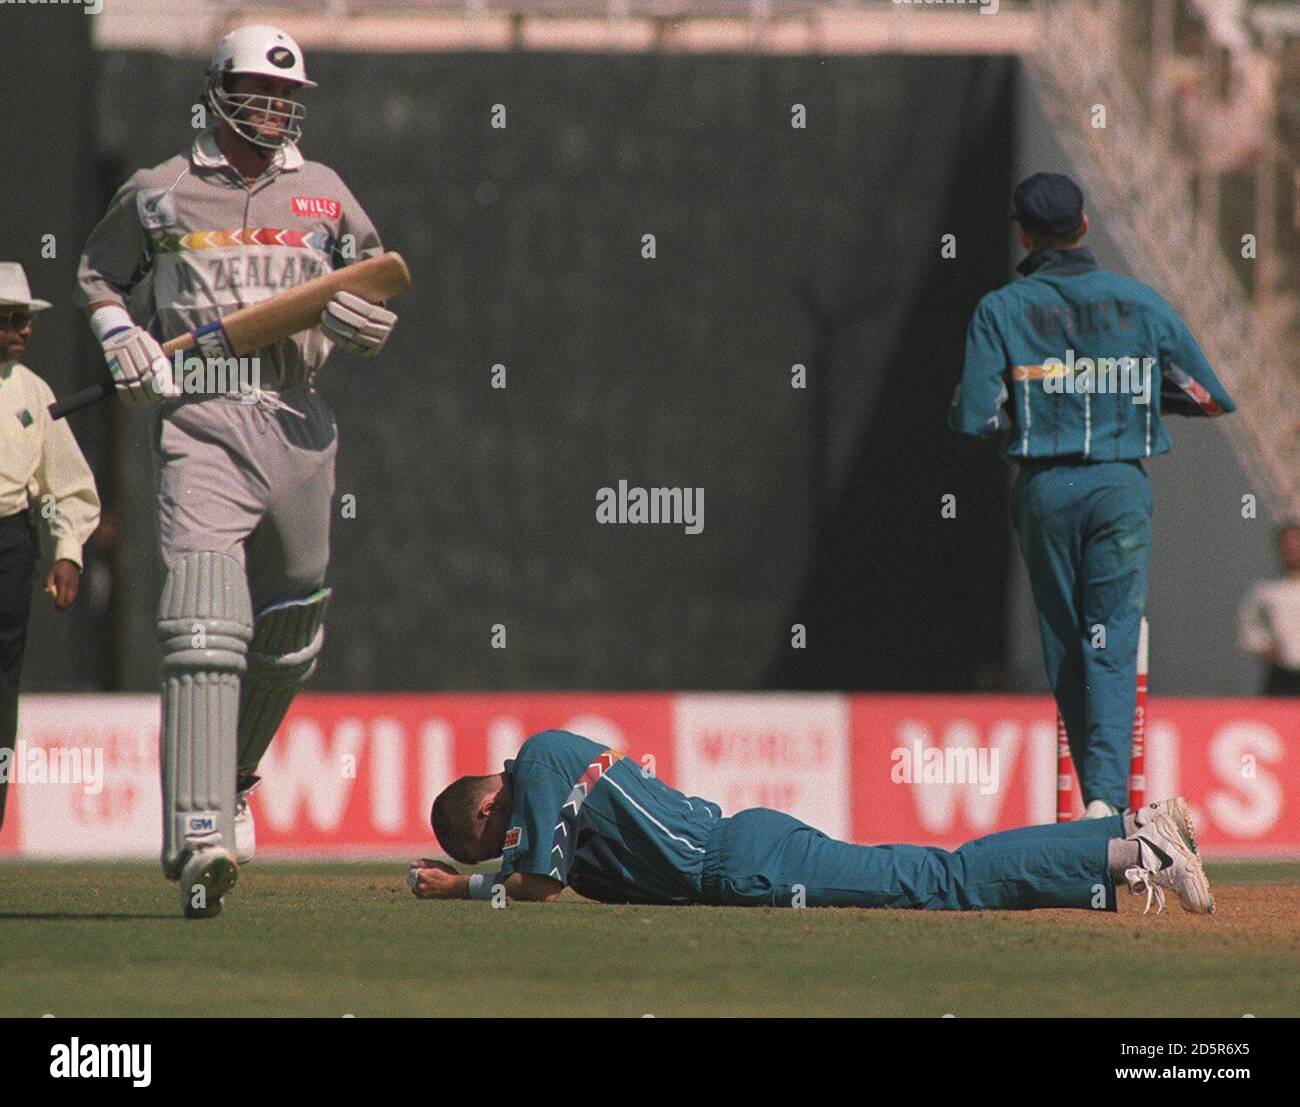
[700, 809, 1121, 910]
[1010, 458, 1151, 810]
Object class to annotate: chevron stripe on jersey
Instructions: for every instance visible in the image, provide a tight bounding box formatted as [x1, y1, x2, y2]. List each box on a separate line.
[150, 228, 334, 253]
[548, 750, 625, 883]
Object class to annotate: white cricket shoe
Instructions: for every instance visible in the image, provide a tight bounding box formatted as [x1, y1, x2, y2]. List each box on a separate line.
[1081, 799, 1121, 820]
[234, 777, 258, 865]
[1133, 796, 1198, 854]
[180, 846, 239, 919]
[1124, 811, 1213, 915]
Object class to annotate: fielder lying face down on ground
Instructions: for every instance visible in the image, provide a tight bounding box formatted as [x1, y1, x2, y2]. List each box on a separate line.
[410, 729, 1212, 915]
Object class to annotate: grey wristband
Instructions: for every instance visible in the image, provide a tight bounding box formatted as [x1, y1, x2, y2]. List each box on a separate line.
[468, 872, 502, 901]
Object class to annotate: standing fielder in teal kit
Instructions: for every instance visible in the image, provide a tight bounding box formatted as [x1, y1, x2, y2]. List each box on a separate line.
[949, 173, 1236, 817]
[409, 729, 1213, 914]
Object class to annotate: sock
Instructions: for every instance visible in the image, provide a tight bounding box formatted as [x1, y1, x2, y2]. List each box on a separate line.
[1107, 838, 1142, 880]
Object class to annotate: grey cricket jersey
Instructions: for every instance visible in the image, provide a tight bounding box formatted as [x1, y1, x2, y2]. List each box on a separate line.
[76, 127, 383, 390]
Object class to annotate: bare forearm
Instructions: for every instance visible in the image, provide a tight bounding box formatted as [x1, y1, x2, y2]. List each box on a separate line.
[464, 872, 570, 901]
[407, 863, 561, 902]
[506, 872, 563, 902]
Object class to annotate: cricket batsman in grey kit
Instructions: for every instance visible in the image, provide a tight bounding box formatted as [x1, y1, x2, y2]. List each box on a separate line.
[76, 25, 397, 917]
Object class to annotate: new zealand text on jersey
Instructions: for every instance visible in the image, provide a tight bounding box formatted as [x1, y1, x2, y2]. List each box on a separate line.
[189, 253, 330, 295]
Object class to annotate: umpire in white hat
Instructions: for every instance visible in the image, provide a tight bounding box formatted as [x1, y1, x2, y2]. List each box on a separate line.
[0, 262, 101, 828]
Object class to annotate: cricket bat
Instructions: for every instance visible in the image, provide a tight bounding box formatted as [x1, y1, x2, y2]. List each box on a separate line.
[50, 251, 412, 420]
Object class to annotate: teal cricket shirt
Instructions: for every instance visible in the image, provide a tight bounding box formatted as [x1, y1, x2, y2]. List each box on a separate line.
[497, 730, 722, 904]
[948, 247, 1235, 459]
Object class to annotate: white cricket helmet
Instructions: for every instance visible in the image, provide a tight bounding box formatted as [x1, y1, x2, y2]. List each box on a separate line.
[205, 24, 316, 151]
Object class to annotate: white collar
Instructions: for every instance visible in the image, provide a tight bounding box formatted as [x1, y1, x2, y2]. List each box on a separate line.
[192, 127, 304, 173]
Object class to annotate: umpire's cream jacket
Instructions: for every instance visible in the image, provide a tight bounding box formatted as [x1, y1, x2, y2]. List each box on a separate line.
[0, 361, 101, 567]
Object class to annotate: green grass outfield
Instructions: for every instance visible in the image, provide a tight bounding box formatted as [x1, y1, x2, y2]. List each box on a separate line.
[1, 861, 1296, 1017]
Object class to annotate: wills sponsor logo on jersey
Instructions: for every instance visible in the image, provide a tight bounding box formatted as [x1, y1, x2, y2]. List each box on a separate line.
[503, 827, 522, 850]
[292, 196, 341, 221]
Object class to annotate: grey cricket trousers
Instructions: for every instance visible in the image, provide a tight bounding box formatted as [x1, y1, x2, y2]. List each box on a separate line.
[154, 387, 337, 609]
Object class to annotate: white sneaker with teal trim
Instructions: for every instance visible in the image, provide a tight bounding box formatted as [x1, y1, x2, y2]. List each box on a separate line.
[1124, 812, 1213, 915]
[1132, 796, 1198, 854]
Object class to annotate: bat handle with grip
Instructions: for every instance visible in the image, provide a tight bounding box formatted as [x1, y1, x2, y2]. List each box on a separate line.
[48, 379, 114, 420]
[47, 332, 195, 421]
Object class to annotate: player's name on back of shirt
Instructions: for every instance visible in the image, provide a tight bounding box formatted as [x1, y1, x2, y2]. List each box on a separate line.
[1023, 297, 1139, 339]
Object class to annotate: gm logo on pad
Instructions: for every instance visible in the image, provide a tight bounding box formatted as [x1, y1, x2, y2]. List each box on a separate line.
[187, 816, 217, 833]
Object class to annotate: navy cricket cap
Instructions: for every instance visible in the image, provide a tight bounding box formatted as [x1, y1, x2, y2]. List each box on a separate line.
[1012, 172, 1085, 235]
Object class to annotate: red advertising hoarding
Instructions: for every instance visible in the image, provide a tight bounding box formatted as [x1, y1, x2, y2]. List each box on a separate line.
[1, 693, 1295, 860]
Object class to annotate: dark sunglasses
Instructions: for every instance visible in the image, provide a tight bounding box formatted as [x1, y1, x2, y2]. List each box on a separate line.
[0, 309, 34, 331]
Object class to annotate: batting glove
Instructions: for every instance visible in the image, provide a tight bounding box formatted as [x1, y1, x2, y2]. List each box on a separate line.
[101, 326, 179, 406]
[320, 290, 397, 357]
